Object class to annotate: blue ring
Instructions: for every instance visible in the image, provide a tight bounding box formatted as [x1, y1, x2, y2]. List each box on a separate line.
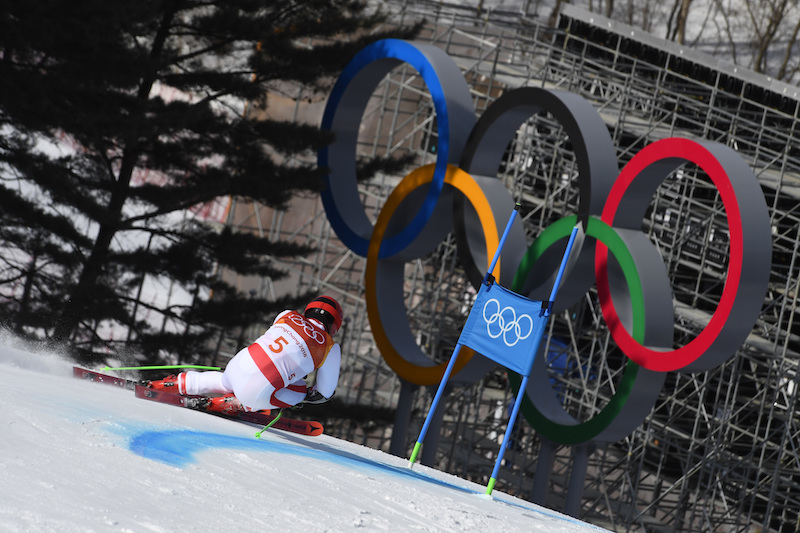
[319, 39, 474, 258]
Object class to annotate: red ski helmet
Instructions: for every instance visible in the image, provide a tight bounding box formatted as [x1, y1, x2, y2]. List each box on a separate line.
[304, 296, 344, 336]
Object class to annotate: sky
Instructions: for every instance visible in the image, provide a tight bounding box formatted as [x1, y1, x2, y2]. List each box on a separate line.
[0, 337, 609, 533]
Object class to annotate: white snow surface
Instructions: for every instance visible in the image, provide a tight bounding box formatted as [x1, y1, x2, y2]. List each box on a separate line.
[0, 342, 608, 533]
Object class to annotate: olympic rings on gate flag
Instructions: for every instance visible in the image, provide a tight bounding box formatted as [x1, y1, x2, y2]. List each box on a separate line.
[483, 298, 534, 348]
[318, 39, 772, 444]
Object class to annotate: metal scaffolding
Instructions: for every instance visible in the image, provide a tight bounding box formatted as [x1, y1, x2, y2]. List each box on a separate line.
[220, 2, 800, 531]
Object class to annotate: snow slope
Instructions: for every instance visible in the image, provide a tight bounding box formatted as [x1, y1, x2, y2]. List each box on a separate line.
[0, 341, 608, 533]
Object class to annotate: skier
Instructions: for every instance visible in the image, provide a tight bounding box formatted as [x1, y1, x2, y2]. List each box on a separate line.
[147, 296, 344, 414]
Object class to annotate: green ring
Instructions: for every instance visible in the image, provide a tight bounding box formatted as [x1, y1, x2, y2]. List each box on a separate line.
[509, 216, 645, 444]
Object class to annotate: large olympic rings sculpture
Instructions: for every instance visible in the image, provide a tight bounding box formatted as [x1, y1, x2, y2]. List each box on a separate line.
[318, 39, 772, 445]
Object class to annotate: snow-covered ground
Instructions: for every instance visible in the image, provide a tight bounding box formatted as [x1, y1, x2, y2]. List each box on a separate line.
[0, 340, 608, 533]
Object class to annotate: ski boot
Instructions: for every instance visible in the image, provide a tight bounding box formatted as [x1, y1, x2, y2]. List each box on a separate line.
[145, 373, 186, 395]
[205, 393, 246, 416]
[204, 394, 272, 417]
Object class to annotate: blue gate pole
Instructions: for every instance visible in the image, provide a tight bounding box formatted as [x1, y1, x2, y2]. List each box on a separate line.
[485, 224, 580, 494]
[409, 204, 521, 467]
[485, 373, 530, 494]
[482, 203, 520, 285]
[544, 224, 582, 315]
[408, 343, 463, 467]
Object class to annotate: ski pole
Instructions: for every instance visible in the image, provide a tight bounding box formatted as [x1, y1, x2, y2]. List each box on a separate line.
[102, 364, 222, 372]
[255, 409, 285, 439]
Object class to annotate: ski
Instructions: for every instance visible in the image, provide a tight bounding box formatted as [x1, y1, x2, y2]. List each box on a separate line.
[72, 366, 324, 437]
[73, 366, 323, 437]
[134, 385, 324, 437]
[73, 366, 139, 389]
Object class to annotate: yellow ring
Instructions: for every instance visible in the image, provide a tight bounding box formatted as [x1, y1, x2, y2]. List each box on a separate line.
[366, 164, 501, 385]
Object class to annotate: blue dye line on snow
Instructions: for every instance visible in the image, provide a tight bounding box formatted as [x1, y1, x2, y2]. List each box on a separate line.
[128, 428, 604, 531]
[129, 429, 273, 468]
[128, 428, 467, 494]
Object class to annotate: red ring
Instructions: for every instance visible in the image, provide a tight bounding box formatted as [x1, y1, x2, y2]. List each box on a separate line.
[597, 138, 743, 371]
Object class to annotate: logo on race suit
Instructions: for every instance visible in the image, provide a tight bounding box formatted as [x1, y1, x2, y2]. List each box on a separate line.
[288, 314, 326, 345]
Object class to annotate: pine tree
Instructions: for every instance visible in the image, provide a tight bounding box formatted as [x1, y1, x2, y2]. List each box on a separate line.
[0, 0, 418, 364]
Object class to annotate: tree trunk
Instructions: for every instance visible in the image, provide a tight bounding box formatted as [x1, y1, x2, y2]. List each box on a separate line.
[51, 4, 178, 343]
